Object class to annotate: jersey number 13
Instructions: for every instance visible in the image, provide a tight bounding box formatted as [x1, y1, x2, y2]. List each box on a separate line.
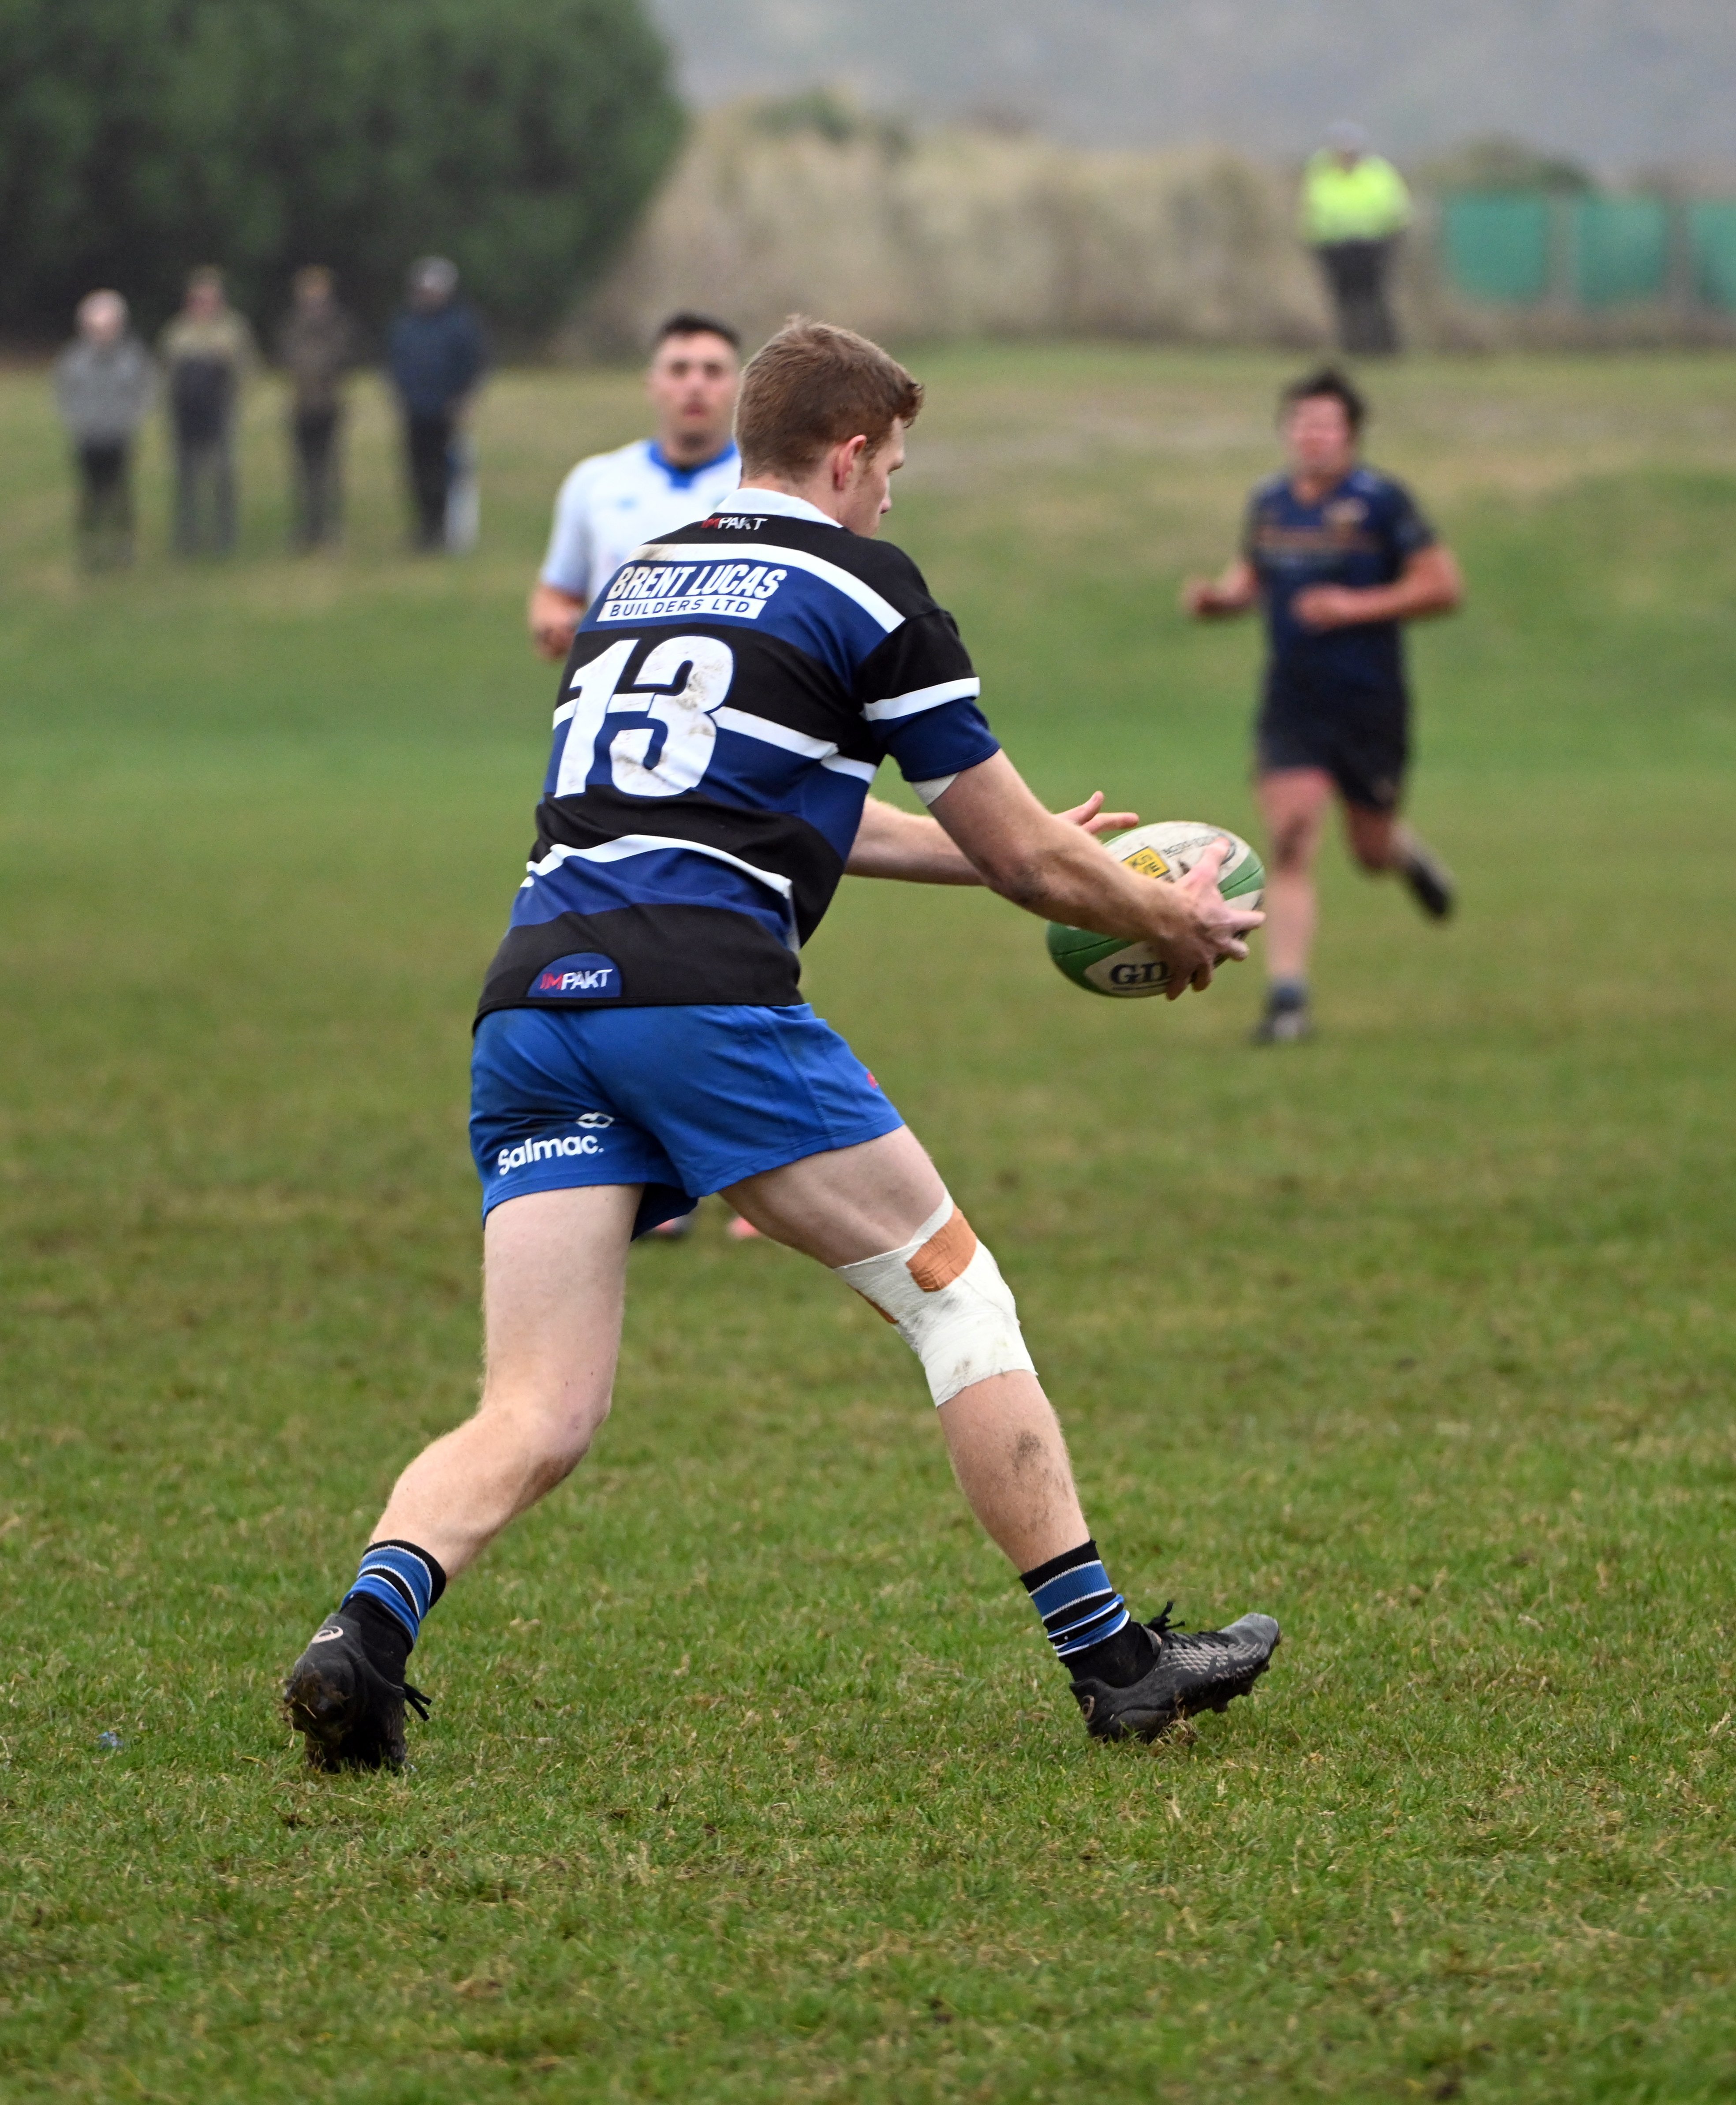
[553, 637, 735, 800]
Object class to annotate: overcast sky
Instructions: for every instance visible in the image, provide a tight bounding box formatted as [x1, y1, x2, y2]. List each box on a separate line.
[648, 0, 1736, 170]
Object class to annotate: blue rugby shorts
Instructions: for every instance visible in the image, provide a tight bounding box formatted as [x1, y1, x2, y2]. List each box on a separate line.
[469, 1002, 904, 1237]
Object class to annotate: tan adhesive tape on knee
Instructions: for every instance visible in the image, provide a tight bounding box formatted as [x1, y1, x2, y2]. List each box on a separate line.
[833, 1195, 1035, 1406]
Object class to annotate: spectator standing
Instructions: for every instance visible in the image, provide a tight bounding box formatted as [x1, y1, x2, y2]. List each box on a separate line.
[277, 267, 361, 550]
[1299, 123, 1412, 356]
[53, 291, 154, 570]
[159, 267, 258, 555]
[387, 258, 487, 552]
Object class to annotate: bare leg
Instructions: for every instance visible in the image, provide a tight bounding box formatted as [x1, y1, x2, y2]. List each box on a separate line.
[1343, 802, 1403, 873]
[1256, 766, 1334, 985]
[370, 1183, 638, 1576]
[726, 1128, 1089, 1571]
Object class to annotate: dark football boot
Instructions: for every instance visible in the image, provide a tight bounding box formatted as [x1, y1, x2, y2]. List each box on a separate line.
[1071, 1606, 1281, 1743]
[1400, 838, 1456, 921]
[282, 1611, 429, 1772]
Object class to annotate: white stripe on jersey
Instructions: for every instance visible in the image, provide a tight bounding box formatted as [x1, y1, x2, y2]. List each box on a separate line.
[713, 705, 875, 780]
[862, 676, 982, 723]
[523, 832, 796, 903]
[713, 705, 835, 758]
[627, 540, 906, 635]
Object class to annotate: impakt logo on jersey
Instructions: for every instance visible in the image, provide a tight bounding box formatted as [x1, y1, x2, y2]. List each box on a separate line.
[496, 1111, 615, 1177]
[597, 560, 788, 623]
[527, 952, 621, 999]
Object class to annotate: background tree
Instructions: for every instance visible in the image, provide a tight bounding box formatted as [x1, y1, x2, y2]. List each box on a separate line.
[0, 0, 684, 340]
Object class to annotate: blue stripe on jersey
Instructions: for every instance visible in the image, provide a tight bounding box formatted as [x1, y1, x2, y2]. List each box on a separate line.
[586, 549, 896, 690]
[545, 695, 994, 862]
[511, 842, 797, 950]
[876, 697, 999, 786]
[549, 713, 875, 863]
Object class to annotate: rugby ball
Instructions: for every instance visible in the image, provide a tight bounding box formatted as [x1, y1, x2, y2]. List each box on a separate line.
[1046, 821, 1265, 998]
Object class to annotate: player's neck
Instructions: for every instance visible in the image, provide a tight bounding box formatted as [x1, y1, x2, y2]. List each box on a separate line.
[1290, 460, 1356, 505]
[655, 428, 733, 470]
[737, 472, 851, 529]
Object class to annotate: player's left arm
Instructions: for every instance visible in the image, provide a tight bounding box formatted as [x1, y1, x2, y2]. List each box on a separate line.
[1293, 542, 1463, 630]
[846, 792, 1136, 884]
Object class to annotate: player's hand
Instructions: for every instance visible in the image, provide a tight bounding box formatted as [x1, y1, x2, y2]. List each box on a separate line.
[1182, 577, 1228, 618]
[1292, 584, 1366, 630]
[528, 584, 584, 662]
[1057, 791, 1138, 838]
[1156, 837, 1264, 999]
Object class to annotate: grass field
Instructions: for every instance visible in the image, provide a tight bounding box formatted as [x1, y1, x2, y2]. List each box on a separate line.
[2, 347, 1734, 2103]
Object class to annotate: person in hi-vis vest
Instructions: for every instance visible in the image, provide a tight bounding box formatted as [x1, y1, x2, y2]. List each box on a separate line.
[1300, 123, 1411, 357]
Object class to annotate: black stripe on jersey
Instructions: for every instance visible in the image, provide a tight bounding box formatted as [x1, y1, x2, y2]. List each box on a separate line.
[479, 905, 803, 1013]
[532, 783, 844, 945]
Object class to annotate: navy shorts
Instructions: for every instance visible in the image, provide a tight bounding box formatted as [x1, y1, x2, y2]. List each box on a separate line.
[470, 1003, 904, 1237]
[1255, 672, 1409, 814]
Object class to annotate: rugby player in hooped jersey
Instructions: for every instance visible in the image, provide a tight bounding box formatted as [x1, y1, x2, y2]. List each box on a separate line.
[1184, 367, 1463, 1043]
[283, 319, 1278, 1773]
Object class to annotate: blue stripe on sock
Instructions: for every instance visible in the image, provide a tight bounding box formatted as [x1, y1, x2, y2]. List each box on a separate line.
[1025, 1556, 1131, 1665]
[346, 1572, 422, 1641]
[1054, 1602, 1131, 1656]
[1030, 1561, 1116, 1619]
[343, 1544, 437, 1643]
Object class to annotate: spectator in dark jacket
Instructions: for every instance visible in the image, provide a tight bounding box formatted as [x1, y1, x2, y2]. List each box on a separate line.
[387, 257, 486, 551]
[277, 266, 362, 549]
[53, 290, 155, 570]
[159, 267, 258, 555]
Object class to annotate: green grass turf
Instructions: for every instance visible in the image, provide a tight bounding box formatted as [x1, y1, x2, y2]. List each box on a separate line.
[1, 348, 1734, 2101]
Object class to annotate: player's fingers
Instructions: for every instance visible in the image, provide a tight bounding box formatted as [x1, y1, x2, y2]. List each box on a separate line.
[1179, 839, 1230, 893]
[1084, 809, 1139, 836]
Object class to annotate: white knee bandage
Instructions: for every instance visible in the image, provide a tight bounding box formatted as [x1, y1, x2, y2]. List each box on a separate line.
[834, 1193, 1035, 1407]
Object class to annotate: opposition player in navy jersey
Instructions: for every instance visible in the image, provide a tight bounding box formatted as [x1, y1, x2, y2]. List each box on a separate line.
[527, 313, 744, 665]
[284, 320, 1278, 1773]
[1184, 368, 1463, 1042]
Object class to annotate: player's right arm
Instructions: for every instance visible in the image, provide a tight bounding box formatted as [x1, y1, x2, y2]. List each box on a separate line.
[928, 753, 1261, 998]
[1181, 556, 1258, 619]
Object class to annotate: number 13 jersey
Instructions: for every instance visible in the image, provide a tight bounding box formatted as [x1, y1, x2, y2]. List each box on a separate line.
[476, 489, 1001, 1019]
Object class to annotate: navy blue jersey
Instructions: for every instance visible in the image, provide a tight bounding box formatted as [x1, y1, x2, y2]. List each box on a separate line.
[477, 491, 1000, 1016]
[1243, 465, 1435, 695]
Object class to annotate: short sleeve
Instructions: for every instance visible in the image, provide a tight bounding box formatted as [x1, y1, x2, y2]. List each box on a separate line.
[540, 463, 597, 597]
[855, 608, 1000, 786]
[1383, 479, 1437, 559]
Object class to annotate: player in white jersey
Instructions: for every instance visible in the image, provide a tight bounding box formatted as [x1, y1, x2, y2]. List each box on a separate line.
[527, 311, 743, 664]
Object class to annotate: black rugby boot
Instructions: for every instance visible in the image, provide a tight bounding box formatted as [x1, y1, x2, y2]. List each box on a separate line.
[1400, 836, 1456, 921]
[1071, 1606, 1280, 1743]
[1251, 986, 1312, 1045]
[282, 1610, 430, 1772]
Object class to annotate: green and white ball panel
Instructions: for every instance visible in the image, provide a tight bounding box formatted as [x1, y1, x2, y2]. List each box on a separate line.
[1044, 821, 1265, 999]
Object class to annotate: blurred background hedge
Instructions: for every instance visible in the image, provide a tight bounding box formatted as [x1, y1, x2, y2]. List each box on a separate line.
[0, 0, 683, 340]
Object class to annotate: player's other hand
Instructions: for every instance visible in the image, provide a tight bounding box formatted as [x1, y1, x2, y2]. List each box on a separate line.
[1162, 837, 1265, 998]
[528, 583, 584, 662]
[1057, 791, 1138, 838]
[1182, 577, 1236, 618]
[1292, 583, 1365, 631]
